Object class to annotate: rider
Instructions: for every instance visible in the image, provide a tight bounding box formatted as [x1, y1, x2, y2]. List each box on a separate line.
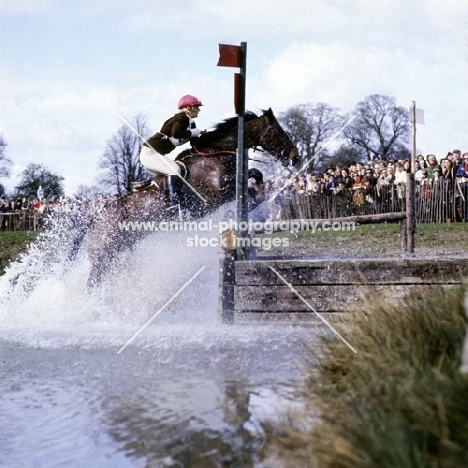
[140, 94, 204, 180]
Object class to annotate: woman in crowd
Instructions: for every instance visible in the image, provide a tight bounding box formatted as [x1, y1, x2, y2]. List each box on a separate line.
[441, 158, 454, 180]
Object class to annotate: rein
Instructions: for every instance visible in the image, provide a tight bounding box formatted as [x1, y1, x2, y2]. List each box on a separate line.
[192, 145, 236, 157]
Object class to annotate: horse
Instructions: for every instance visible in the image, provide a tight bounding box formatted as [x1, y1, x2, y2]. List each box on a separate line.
[73, 108, 298, 288]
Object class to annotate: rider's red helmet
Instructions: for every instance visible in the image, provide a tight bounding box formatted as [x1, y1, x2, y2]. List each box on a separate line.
[178, 94, 203, 109]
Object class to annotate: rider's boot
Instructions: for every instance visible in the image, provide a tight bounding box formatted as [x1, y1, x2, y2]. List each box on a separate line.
[167, 175, 181, 208]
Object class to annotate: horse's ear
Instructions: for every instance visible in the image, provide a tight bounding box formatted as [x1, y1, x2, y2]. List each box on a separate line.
[264, 107, 275, 121]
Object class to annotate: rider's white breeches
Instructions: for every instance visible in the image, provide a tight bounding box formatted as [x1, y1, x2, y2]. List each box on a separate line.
[140, 146, 181, 177]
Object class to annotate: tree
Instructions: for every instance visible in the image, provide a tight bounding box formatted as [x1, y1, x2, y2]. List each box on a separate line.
[74, 184, 109, 199]
[14, 163, 65, 199]
[0, 135, 13, 178]
[343, 94, 409, 161]
[324, 144, 364, 171]
[98, 114, 151, 196]
[278, 103, 342, 172]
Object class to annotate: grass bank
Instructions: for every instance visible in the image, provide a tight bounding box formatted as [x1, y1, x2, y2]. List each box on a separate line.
[0, 231, 40, 275]
[257, 221, 468, 258]
[262, 286, 468, 468]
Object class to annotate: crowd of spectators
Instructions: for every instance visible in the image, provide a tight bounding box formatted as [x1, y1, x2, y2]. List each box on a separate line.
[248, 149, 468, 222]
[260, 149, 468, 199]
[2, 149, 468, 231]
[0, 194, 118, 231]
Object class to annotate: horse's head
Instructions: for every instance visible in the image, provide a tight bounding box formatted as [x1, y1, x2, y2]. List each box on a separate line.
[249, 108, 298, 167]
[193, 109, 298, 166]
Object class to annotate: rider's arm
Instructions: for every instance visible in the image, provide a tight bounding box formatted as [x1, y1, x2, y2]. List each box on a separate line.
[171, 113, 201, 139]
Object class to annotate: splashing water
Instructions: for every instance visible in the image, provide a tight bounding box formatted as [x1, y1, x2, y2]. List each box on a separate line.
[0, 202, 319, 468]
[0, 204, 232, 348]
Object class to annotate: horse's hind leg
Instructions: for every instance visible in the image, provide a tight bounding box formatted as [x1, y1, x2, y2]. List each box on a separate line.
[86, 251, 112, 291]
[67, 223, 90, 263]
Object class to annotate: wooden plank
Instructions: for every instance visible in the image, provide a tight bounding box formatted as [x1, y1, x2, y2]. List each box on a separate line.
[235, 258, 468, 286]
[234, 284, 459, 312]
[233, 311, 349, 324]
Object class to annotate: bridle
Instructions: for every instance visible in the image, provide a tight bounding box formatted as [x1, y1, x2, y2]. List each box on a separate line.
[249, 116, 294, 165]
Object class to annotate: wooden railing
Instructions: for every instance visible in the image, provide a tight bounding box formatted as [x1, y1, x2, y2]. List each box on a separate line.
[0, 211, 45, 231]
[1, 180, 467, 232]
[265, 179, 467, 223]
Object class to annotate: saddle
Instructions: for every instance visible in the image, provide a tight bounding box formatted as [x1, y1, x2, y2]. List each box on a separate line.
[130, 161, 188, 192]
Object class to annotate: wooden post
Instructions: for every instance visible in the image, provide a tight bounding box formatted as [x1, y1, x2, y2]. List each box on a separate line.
[218, 250, 235, 323]
[236, 42, 249, 260]
[400, 219, 407, 253]
[406, 101, 417, 253]
[406, 173, 415, 253]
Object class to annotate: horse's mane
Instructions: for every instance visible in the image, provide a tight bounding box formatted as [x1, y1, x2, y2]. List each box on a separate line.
[211, 110, 260, 135]
[183, 108, 275, 154]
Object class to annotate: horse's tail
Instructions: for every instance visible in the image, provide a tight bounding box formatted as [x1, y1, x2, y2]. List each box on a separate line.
[67, 216, 93, 263]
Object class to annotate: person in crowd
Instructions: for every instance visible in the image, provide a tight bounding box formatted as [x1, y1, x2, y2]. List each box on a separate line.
[317, 174, 327, 193]
[426, 154, 442, 181]
[456, 153, 468, 182]
[378, 160, 387, 171]
[415, 155, 426, 169]
[0, 197, 10, 212]
[414, 160, 426, 183]
[352, 174, 366, 208]
[440, 158, 454, 180]
[452, 149, 462, 169]
[377, 168, 389, 188]
[298, 174, 307, 191]
[306, 173, 320, 193]
[0, 197, 11, 230]
[335, 163, 345, 176]
[363, 174, 377, 208]
[455, 152, 468, 177]
[431, 167, 443, 185]
[32, 198, 41, 210]
[13, 197, 22, 212]
[263, 180, 273, 199]
[324, 173, 336, 196]
[364, 168, 377, 187]
[394, 162, 407, 199]
[291, 177, 304, 193]
[340, 168, 354, 188]
[20, 197, 30, 231]
[419, 169, 430, 199]
[385, 166, 395, 185]
[455, 153, 468, 221]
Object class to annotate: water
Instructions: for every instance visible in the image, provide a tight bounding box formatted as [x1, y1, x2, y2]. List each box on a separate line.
[0, 208, 318, 468]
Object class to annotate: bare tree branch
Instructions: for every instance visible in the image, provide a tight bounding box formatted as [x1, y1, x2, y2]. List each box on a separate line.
[98, 114, 151, 196]
[0, 135, 13, 178]
[278, 103, 342, 171]
[343, 94, 409, 161]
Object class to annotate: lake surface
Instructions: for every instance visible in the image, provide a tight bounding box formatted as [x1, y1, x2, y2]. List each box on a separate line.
[0, 215, 320, 468]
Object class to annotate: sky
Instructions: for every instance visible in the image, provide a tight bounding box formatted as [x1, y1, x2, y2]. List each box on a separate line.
[1, 0, 468, 196]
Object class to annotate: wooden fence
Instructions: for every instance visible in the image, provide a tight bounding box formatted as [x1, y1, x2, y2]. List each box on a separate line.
[1, 180, 467, 232]
[0, 211, 45, 232]
[266, 179, 468, 223]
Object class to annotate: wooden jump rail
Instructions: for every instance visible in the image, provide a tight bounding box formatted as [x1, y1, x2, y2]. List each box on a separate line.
[218, 211, 410, 323]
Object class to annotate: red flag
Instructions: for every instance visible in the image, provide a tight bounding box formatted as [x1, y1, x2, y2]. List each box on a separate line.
[217, 44, 242, 68]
